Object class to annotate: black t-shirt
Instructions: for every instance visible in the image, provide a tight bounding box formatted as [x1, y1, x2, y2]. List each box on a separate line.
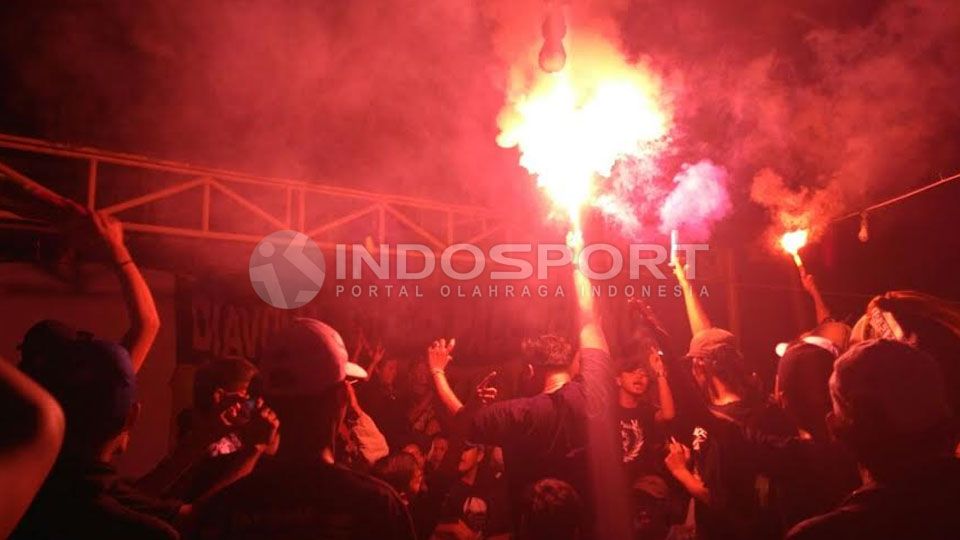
[468, 347, 617, 527]
[788, 457, 960, 540]
[690, 401, 764, 540]
[435, 477, 511, 536]
[743, 422, 860, 532]
[618, 402, 662, 480]
[12, 459, 182, 540]
[189, 458, 415, 540]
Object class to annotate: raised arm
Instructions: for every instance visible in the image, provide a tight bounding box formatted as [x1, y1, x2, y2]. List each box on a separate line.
[650, 353, 676, 423]
[0, 357, 65, 538]
[672, 258, 712, 336]
[568, 231, 608, 353]
[428, 338, 464, 415]
[800, 270, 832, 324]
[629, 300, 676, 423]
[90, 212, 160, 373]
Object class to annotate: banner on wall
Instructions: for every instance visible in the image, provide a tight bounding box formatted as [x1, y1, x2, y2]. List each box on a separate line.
[174, 274, 581, 366]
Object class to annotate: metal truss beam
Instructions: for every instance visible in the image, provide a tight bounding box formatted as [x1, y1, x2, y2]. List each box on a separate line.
[0, 133, 508, 254]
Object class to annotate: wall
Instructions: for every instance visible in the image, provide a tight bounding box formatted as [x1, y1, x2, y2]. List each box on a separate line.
[0, 262, 177, 477]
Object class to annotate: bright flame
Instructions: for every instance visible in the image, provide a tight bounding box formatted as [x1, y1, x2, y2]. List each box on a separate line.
[497, 36, 671, 231]
[780, 229, 809, 267]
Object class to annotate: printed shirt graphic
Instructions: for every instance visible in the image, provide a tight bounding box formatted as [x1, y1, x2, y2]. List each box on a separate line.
[620, 417, 646, 463]
[617, 403, 658, 477]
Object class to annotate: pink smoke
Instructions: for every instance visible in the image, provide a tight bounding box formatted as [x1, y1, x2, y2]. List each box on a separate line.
[659, 160, 731, 241]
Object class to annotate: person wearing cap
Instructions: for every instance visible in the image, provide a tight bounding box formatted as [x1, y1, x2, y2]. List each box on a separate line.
[787, 339, 960, 539]
[664, 271, 768, 540]
[188, 318, 415, 540]
[12, 338, 186, 539]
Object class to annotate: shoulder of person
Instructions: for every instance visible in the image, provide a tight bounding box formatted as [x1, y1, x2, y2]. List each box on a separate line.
[332, 463, 409, 508]
[786, 498, 867, 540]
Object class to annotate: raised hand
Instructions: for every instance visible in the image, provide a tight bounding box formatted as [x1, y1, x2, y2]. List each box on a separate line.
[241, 399, 281, 452]
[475, 371, 499, 405]
[427, 338, 456, 373]
[88, 210, 127, 261]
[369, 341, 386, 365]
[800, 269, 817, 294]
[664, 436, 691, 474]
[649, 353, 667, 379]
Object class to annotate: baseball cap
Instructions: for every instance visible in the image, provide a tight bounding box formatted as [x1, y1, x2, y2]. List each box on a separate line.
[687, 328, 738, 358]
[831, 339, 951, 436]
[29, 337, 137, 441]
[18, 319, 78, 375]
[259, 318, 367, 397]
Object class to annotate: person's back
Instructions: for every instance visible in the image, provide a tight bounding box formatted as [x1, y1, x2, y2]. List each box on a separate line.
[468, 337, 600, 517]
[788, 339, 960, 540]
[190, 457, 412, 540]
[789, 456, 960, 540]
[471, 379, 588, 499]
[13, 335, 184, 540]
[14, 458, 179, 540]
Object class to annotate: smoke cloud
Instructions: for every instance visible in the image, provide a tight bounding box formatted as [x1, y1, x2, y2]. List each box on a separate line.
[0, 0, 958, 243]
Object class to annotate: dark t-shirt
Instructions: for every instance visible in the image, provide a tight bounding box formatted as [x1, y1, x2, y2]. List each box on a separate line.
[788, 457, 960, 540]
[618, 402, 662, 480]
[744, 425, 860, 532]
[468, 347, 615, 526]
[691, 401, 763, 540]
[436, 477, 511, 536]
[189, 458, 415, 540]
[12, 460, 182, 540]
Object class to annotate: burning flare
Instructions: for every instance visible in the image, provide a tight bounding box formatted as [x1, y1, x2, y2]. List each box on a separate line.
[497, 35, 670, 232]
[780, 229, 809, 267]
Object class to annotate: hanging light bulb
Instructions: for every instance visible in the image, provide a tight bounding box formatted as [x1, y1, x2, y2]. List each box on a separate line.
[538, 5, 567, 73]
[858, 212, 869, 242]
[538, 40, 566, 73]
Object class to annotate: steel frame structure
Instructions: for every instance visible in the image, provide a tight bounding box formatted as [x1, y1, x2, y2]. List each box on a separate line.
[0, 133, 507, 254]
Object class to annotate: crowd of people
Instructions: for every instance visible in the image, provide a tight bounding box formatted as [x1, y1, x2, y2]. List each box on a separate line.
[2, 212, 960, 539]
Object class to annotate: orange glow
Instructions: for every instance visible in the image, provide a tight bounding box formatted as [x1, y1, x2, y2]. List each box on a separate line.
[497, 36, 671, 230]
[780, 229, 808, 266]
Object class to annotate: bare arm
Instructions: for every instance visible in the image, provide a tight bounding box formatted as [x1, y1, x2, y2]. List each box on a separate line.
[673, 261, 712, 336]
[0, 357, 65, 538]
[650, 355, 676, 423]
[427, 338, 463, 415]
[800, 270, 832, 324]
[90, 212, 160, 373]
[665, 438, 710, 504]
[569, 231, 608, 353]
